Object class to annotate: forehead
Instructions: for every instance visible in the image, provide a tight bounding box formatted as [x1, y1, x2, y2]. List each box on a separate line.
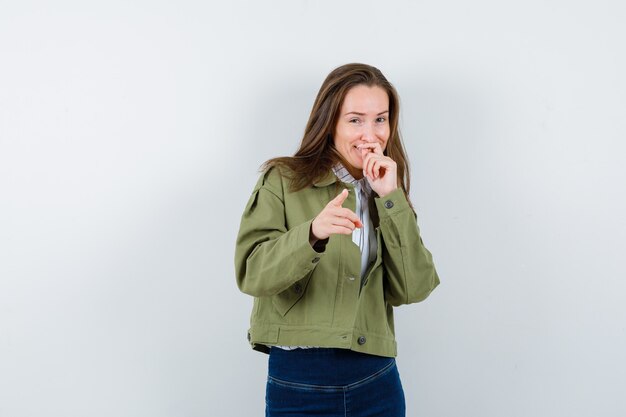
[341, 85, 389, 112]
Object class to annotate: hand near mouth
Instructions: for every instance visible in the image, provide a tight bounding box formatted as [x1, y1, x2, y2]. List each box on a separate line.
[357, 143, 398, 198]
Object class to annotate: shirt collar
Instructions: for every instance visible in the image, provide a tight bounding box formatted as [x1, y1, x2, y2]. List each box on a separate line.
[331, 164, 372, 197]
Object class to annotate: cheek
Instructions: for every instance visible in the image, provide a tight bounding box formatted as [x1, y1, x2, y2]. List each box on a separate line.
[335, 132, 355, 148]
[377, 125, 390, 137]
[334, 127, 352, 148]
[379, 132, 390, 148]
[381, 134, 391, 152]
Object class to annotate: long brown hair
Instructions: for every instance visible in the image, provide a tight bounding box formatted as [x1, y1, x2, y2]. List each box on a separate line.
[263, 63, 412, 204]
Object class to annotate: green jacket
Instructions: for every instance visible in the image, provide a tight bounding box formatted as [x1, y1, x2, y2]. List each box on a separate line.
[234, 167, 439, 358]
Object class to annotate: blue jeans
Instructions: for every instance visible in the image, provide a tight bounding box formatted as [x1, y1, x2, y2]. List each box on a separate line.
[266, 347, 406, 417]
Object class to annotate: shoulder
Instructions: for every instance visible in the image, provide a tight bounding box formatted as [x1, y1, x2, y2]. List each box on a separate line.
[254, 166, 294, 199]
[255, 164, 337, 197]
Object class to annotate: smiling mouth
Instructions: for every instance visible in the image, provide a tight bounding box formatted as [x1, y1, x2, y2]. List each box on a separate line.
[352, 145, 364, 154]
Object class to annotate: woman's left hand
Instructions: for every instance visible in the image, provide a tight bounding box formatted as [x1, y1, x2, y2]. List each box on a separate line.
[358, 143, 398, 197]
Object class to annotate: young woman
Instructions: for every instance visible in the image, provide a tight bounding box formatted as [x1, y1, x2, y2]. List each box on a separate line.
[235, 63, 440, 416]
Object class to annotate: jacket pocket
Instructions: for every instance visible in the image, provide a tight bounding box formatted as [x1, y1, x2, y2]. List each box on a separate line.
[272, 273, 313, 317]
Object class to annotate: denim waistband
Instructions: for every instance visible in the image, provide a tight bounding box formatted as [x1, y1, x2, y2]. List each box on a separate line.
[268, 347, 395, 387]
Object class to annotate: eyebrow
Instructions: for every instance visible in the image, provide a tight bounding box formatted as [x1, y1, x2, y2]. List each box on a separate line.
[344, 110, 389, 116]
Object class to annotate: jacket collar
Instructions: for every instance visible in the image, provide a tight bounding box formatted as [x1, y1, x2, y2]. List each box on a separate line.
[313, 170, 339, 187]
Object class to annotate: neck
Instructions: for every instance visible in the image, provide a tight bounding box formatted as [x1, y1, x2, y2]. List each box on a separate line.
[346, 164, 363, 180]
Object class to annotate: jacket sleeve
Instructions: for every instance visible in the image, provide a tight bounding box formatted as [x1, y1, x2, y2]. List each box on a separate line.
[234, 168, 326, 297]
[375, 188, 440, 306]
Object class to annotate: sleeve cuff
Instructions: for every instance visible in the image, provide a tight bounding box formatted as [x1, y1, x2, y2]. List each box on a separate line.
[375, 188, 410, 219]
[296, 218, 327, 266]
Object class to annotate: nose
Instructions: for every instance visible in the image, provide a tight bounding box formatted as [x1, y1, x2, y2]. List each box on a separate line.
[361, 124, 376, 142]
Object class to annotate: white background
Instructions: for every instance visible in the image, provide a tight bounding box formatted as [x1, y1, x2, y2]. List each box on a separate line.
[1, 1, 625, 416]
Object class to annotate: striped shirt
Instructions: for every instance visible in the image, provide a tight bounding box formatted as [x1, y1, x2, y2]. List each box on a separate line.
[331, 163, 378, 279]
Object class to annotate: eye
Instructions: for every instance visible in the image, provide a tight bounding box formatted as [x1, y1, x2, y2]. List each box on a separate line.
[376, 117, 387, 123]
[349, 118, 361, 124]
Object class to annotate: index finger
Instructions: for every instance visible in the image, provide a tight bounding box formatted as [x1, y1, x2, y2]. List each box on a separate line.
[329, 189, 349, 207]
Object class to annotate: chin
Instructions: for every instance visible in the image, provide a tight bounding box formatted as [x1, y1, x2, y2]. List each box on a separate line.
[346, 159, 362, 171]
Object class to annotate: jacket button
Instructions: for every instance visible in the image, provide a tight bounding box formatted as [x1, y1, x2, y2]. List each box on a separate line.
[357, 336, 366, 345]
[347, 276, 356, 281]
[384, 200, 394, 209]
[293, 283, 303, 294]
[312, 257, 320, 263]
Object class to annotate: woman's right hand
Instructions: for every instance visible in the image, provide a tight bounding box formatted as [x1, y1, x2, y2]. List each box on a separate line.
[310, 189, 362, 245]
